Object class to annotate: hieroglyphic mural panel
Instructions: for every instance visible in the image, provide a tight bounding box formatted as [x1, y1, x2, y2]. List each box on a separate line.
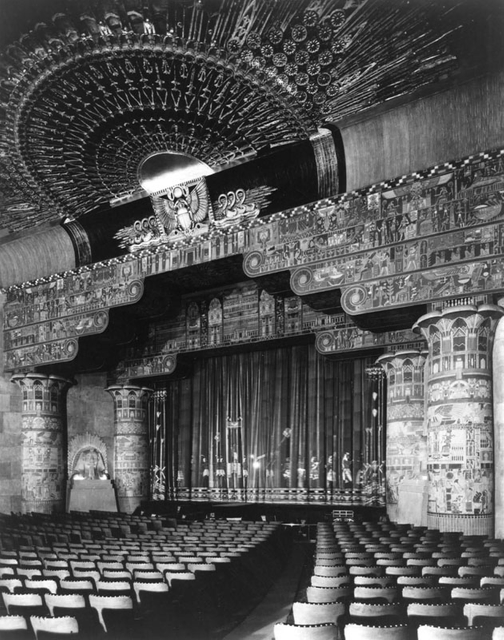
[3, 262, 144, 370]
[245, 149, 504, 275]
[244, 149, 504, 313]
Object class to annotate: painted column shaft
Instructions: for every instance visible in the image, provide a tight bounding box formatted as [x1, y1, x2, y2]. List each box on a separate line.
[377, 350, 428, 525]
[493, 311, 504, 538]
[106, 385, 153, 513]
[11, 373, 72, 514]
[414, 304, 504, 535]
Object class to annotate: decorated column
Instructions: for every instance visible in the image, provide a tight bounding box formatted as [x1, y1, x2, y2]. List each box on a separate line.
[106, 385, 153, 513]
[494, 299, 504, 538]
[414, 304, 504, 535]
[377, 350, 428, 525]
[11, 373, 72, 514]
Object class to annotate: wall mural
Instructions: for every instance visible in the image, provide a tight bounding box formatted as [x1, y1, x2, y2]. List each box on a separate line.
[2, 148, 503, 370]
[113, 282, 426, 381]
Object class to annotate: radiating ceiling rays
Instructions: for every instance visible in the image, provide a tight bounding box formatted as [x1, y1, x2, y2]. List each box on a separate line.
[0, 0, 462, 233]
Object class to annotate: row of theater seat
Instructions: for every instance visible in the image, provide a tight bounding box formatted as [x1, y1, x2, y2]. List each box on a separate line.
[0, 510, 286, 639]
[274, 519, 504, 639]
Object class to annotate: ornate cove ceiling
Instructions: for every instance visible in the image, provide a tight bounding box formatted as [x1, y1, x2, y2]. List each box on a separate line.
[0, 0, 472, 235]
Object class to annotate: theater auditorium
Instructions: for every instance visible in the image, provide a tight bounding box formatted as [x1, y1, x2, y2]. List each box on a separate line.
[0, 0, 504, 638]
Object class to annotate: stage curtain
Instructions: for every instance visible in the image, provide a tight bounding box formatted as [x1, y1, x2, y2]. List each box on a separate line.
[149, 344, 377, 500]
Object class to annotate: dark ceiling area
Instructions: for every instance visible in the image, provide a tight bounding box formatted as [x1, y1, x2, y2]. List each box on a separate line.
[0, 0, 501, 238]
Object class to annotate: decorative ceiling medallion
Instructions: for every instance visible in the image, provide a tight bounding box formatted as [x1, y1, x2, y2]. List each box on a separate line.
[0, 0, 461, 233]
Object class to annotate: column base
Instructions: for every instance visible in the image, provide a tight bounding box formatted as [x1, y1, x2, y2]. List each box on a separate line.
[427, 512, 493, 535]
[397, 479, 428, 526]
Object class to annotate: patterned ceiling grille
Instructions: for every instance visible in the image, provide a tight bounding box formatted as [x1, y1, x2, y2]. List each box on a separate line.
[0, 0, 460, 233]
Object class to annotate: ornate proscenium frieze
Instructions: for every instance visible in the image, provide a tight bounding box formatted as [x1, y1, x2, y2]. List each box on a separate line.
[243, 149, 504, 314]
[3, 148, 504, 371]
[3, 262, 144, 371]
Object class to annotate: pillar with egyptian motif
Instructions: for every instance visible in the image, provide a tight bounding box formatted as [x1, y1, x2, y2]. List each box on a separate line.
[11, 373, 72, 514]
[377, 350, 428, 525]
[493, 299, 504, 538]
[414, 304, 504, 535]
[106, 385, 153, 513]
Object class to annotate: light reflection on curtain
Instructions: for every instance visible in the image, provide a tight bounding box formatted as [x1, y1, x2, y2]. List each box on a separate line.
[149, 344, 377, 500]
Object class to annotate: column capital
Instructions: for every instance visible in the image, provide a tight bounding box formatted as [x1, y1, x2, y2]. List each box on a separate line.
[377, 349, 428, 368]
[413, 303, 504, 334]
[105, 384, 153, 396]
[11, 372, 73, 387]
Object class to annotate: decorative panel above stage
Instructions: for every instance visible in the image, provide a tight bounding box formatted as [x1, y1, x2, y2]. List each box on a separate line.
[2, 148, 503, 371]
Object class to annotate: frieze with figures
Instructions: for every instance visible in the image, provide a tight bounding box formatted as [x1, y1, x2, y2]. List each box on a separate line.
[289, 220, 504, 295]
[3, 148, 504, 370]
[340, 258, 504, 315]
[244, 148, 504, 279]
[316, 327, 424, 354]
[3, 261, 144, 369]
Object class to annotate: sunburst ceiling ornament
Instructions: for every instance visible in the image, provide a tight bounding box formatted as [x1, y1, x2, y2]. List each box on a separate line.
[0, 0, 461, 233]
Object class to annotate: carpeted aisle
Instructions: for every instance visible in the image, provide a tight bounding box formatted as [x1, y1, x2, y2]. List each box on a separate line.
[222, 540, 314, 640]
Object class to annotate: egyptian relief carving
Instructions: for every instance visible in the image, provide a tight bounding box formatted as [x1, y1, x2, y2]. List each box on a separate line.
[68, 433, 109, 481]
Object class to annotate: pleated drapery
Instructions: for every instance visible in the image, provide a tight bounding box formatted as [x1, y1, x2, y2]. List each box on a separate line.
[149, 344, 380, 503]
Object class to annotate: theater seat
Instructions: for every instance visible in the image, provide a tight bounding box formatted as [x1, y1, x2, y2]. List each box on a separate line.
[30, 615, 79, 640]
[417, 625, 490, 640]
[343, 623, 412, 640]
[463, 603, 504, 627]
[0, 614, 31, 640]
[274, 622, 339, 639]
[291, 601, 346, 626]
[88, 594, 135, 638]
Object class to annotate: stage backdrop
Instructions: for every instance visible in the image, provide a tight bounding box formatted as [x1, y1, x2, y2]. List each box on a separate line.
[148, 344, 385, 506]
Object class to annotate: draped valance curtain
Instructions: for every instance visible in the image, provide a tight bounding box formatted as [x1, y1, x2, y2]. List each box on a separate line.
[149, 344, 381, 502]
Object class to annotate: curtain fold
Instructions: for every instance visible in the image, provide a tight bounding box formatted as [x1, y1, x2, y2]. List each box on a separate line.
[149, 343, 378, 502]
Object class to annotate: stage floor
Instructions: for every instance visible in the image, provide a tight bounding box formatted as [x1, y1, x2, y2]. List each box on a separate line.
[141, 498, 385, 524]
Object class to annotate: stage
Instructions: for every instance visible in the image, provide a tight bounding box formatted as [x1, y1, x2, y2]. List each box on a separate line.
[140, 488, 386, 524]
